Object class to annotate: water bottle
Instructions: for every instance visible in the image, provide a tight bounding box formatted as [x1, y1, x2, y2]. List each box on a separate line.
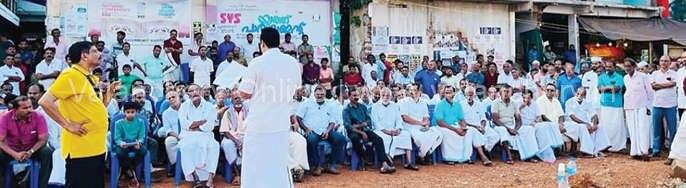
[557, 163, 569, 188]
[566, 158, 577, 176]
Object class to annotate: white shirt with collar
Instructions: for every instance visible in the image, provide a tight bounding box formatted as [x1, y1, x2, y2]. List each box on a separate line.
[497, 72, 515, 86]
[177, 100, 217, 138]
[371, 101, 403, 131]
[161, 106, 180, 137]
[651, 69, 678, 108]
[564, 96, 596, 123]
[35, 59, 68, 88]
[241, 42, 259, 62]
[238, 48, 302, 134]
[296, 99, 337, 135]
[116, 53, 145, 78]
[398, 97, 429, 128]
[677, 67, 686, 109]
[460, 99, 486, 126]
[0, 65, 24, 95]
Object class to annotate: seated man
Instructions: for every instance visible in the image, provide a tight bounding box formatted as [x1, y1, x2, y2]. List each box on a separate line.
[564, 87, 611, 157]
[371, 88, 417, 170]
[0, 96, 53, 187]
[219, 91, 248, 185]
[398, 83, 443, 164]
[435, 86, 491, 165]
[522, 89, 563, 161]
[343, 87, 395, 173]
[296, 87, 345, 176]
[491, 85, 539, 164]
[113, 102, 147, 188]
[460, 86, 499, 162]
[159, 91, 182, 176]
[177, 84, 219, 187]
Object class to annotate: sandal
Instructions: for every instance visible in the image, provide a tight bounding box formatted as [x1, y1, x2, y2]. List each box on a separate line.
[505, 160, 514, 165]
[231, 175, 241, 186]
[483, 160, 493, 166]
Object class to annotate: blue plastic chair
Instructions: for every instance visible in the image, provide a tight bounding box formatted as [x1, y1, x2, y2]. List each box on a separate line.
[427, 104, 442, 164]
[350, 142, 380, 171]
[109, 115, 152, 188]
[4, 159, 39, 188]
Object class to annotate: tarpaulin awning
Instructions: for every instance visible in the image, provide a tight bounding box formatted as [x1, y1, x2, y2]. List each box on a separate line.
[579, 17, 686, 46]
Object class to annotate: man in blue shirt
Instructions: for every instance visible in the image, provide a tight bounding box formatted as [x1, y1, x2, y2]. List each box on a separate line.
[597, 60, 626, 152]
[465, 63, 485, 86]
[343, 88, 395, 173]
[563, 44, 577, 66]
[414, 60, 441, 98]
[217, 34, 236, 61]
[556, 63, 581, 110]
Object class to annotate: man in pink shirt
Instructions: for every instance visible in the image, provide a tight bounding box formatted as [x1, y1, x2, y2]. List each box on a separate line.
[623, 58, 654, 160]
[0, 96, 52, 187]
[650, 55, 678, 159]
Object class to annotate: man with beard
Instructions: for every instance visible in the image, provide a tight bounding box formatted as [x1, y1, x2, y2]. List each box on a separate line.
[279, 33, 297, 57]
[219, 90, 250, 185]
[399, 83, 443, 164]
[598, 60, 626, 152]
[159, 91, 182, 176]
[142, 45, 174, 99]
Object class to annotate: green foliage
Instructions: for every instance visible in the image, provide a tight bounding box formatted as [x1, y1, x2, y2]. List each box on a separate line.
[672, 0, 686, 22]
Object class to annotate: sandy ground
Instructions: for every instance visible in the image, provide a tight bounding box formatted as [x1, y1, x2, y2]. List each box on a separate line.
[151, 153, 682, 188]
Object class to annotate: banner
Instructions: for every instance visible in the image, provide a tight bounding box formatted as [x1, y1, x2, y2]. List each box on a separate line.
[207, 0, 332, 60]
[87, 0, 192, 47]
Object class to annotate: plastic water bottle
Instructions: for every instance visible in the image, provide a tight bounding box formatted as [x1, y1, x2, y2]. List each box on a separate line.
[557, 163, 569, 188]
[566, 158, 577, 176]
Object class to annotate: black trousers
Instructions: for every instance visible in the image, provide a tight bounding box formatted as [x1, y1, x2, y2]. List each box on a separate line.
[0, 146, 53, 188]
[348, 129, 391, 164]
[65, 154, 105, 188]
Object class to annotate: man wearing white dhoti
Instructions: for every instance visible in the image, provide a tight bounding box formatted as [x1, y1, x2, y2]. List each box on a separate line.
[372, 88, 418, 170]
[535, 84, 577, 153]
[287, 87, 310, 183]
[177, 85, 220, 187]
[399, 83, 443, 164]
[520, 88, 562, 161]
[491, 85, 539, 164]
[461, 87, 500, 153]
[238, 27, 302, 188]
[219, 92, 248, 185]
[565, 88, 611, 157]
[597, 60, 627, 152]
[623, 59, 654, 160]
[436, 86, 492, 165]
[159, 91, 182, 174]
[296, 87, 346, 176]
[582, 57, 602, 111]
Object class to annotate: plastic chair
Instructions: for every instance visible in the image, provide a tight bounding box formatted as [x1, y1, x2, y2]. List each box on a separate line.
[350, 142, 379, 171]
[174, 150, 233, 186]
[109, 116, 152, 188]
[4, 159, 40, 188]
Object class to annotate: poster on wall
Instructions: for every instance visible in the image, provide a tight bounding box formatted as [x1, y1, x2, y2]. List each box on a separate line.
[63, 4, 88, 38]
[207, 0, 332, 60]
[371, 26, 389, 55]
[87, 0, 192, 47]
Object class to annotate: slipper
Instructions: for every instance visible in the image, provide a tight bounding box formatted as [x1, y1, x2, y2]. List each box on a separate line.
[483, 161, 493, 166]
[505, 160, 514, 165]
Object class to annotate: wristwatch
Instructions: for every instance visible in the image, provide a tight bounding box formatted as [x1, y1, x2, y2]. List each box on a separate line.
[28, 149, 35, 155]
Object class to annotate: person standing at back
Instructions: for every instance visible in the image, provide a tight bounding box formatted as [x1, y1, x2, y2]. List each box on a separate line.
[238, 27, 302, 188]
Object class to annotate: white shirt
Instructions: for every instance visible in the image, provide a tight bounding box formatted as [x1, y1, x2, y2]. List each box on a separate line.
[519, 102, 540, 126]
[651, 69, 678, 108]
[0, 65, 24, 95]
[216, 60, 238, 77]
[214, 60, 247, 89]
[35, 107, 61, 149]
[565, 97, 596, 123]
[296, 99, 337, 134]
[241, 42, 258, 62]
[116, 53, 145, 78]
[190, 57, 214, 87]
[582, 71, 598, 89]
[398, 98, 429, 128]
[624, 72, 654, 110]
[497, 72, 515, 86]
[371, 101, 403, 131]
[441, 75, 460, 88]
[677, 67, 686, 109]
[460, 99, 486, 126]
[238, 48, 302, 133]
[177, 100, 217, 138]
[44, 36, 70, 62]
[35, 59, 68, 88]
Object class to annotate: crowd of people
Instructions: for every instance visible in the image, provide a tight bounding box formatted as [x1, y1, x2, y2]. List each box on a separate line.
[0, 26, 685, 188]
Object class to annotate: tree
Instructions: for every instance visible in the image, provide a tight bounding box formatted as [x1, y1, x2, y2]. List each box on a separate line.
[672, 0, 686, 22]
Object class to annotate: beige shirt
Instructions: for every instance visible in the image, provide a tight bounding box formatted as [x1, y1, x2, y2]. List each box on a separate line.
[492, 99, 517, 128]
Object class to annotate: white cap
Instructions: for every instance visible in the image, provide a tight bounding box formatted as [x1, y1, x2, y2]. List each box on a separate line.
[590, 57, 602, 62]
[532, 60, 540, 65]
[131, 88, 145, 96]
[638, 61, 648, 67]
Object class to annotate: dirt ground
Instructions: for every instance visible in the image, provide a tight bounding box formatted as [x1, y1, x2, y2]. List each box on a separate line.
[154, 153, 683, 188]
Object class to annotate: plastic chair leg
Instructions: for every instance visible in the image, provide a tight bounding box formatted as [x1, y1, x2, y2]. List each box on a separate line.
[174, 151, 182, 186]
[223, 163, 233, 183]
[144, 152, 151, 188]
[30, 161, 40, 188]
[351, 151, 359, 171]
[110, 154, 119, 188]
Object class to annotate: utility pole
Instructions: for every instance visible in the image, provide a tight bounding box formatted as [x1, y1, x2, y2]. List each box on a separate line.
[340, 0, 350, 66]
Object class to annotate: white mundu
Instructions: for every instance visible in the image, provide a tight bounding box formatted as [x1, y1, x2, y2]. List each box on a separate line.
[460, 100, 500, 151]
[524, 99, 563, 150]
[623, 71, 654, 156]
[491, 99, 539, 160]
[565, 96, 611, 155]
[239, 48, 301, 188]
[371, 101, 412, 157]
[399, 97, 443, 157]
[177, 100, 219, 181]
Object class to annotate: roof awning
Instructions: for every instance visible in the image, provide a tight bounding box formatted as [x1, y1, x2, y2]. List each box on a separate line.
[17, 0, 45, 22]
[0, 4, 19, 26]
[579, 17, 686, 45]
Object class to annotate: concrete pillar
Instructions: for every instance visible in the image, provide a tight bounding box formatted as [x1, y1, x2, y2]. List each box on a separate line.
[568, 13, 579, 61]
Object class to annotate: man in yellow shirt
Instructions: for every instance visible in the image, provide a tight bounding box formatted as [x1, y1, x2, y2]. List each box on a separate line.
[38, 41, 120, 188]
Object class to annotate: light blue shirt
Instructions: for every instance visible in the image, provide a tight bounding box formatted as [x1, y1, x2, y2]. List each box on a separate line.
[598, 72, 624, 108]
[296, 100, 337, 134]
[142, 55, 171, 80]
[159, 107, 180, 137]
[434, 98, 465, 127]
[556, 73, 582, 110]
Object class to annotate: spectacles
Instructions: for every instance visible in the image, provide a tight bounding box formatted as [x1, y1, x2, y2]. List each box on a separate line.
[546, 89, 556, 92]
